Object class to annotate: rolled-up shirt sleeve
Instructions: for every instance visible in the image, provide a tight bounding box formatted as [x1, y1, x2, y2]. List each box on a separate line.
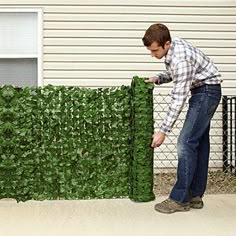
[160, 60, 195, 134]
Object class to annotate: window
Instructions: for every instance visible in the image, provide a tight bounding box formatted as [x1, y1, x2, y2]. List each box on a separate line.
[0, 9, 42, 87]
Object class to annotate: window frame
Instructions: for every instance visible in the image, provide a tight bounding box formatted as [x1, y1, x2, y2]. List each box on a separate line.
[0, 8, 43, 86]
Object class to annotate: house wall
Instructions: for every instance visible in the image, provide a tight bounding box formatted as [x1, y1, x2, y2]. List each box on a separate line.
[1, 0, 235, 92]
[1, 0, 235, 170]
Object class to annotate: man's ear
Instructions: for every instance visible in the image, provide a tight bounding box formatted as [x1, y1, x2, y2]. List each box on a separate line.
[165, 41, 171, 47]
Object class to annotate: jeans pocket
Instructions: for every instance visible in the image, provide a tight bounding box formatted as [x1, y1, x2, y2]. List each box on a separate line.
[207, 93, 221, 116]
[189, 93, 205, 110]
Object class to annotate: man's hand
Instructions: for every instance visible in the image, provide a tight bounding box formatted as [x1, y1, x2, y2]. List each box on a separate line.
[151, 131, 166, 148]
[145, 77, 158, 83]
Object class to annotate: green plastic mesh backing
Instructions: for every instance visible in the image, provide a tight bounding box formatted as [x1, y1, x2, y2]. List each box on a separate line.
[0, 76, 154, 202]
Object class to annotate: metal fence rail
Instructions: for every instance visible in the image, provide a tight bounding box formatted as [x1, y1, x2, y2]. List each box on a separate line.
[223, 96, 236, 175]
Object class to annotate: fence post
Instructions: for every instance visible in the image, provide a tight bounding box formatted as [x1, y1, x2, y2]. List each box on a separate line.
[222, 96, 228, 173]
[229, 97, 233, 173]
[235, 97, 236, 176]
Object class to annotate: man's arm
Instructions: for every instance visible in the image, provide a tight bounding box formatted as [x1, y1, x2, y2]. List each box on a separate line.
[159, 60, 195, 135]
[156, 71, 173, 84]
[145, 71, 172, 84]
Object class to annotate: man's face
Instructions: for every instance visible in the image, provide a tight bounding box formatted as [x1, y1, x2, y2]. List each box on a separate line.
[146, 41, 170, 59]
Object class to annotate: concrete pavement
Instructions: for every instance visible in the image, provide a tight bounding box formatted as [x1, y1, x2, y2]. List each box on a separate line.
[0, 194, 235, 236]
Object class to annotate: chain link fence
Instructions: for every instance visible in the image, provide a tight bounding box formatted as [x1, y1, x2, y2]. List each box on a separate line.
[153, 91, 236, 196]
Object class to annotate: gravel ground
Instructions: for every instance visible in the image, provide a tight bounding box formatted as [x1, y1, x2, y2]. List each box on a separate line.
[153, 170, 236, 196]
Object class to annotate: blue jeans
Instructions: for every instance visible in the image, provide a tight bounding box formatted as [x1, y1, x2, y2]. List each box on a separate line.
[169, 84, 222, 203]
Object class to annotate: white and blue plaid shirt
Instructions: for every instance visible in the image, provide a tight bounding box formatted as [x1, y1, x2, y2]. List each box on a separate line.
[155, 37, 222, 134]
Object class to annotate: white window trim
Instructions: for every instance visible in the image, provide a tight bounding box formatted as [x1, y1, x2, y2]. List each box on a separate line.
[0, 8, 43, 86]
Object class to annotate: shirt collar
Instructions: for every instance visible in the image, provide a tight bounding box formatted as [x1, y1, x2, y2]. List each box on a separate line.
[165, 39, 175, 64]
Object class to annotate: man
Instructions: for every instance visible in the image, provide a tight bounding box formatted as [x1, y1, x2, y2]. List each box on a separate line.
[143, 23, 222, 213]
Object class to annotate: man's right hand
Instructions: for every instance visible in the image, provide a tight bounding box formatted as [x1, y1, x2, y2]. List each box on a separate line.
[151, 131, 166, 148]
[145, 77, 158, 83]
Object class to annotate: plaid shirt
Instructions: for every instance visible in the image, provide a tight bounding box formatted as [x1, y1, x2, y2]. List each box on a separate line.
[156, 37, 222, 134]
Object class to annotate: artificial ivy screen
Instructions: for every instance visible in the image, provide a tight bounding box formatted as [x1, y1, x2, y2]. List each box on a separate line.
[0, 76, 155, 202]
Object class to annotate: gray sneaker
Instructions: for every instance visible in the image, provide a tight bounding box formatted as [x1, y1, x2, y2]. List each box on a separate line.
[154, 199, 190, 214]
[190, 196, 204, 209]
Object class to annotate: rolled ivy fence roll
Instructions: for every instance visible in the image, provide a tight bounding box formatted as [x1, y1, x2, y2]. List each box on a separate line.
[129, 76, 155, 202]
[0, 76, 155, 202]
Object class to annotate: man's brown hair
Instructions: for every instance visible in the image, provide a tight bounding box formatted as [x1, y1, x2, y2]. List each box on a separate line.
[142, 23, 171, 48]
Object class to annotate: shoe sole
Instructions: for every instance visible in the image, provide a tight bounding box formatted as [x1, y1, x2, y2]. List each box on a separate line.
[155, 205, 190, 214]
[190, 202, 204, 209]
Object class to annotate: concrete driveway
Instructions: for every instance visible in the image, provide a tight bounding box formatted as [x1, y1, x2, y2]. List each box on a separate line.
[0, 194, 235, 236]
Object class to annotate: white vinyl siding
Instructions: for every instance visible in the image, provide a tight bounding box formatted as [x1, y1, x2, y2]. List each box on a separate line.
[41, 0, 236, 95]
[0, 0, 235, 171]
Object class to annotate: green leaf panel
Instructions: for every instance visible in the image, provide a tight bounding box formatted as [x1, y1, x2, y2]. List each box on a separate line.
[0, 77, 154, 202]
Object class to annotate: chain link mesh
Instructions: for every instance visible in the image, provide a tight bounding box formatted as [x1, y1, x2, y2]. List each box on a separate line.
[153, 92, 236, 196]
